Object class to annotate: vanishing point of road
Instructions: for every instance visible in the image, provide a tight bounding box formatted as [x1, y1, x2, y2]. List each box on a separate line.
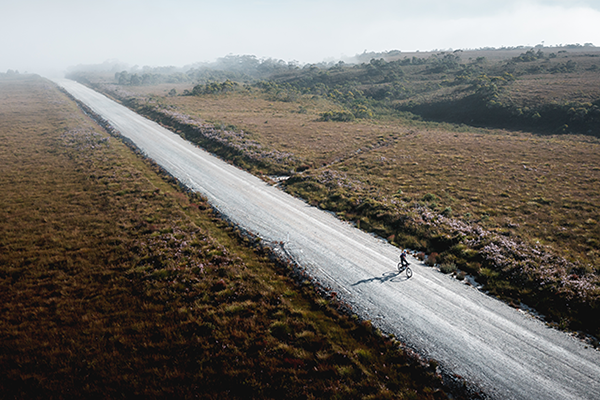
[54, 78, 600, 400]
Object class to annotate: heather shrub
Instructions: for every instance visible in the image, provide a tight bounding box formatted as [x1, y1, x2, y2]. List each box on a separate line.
[424, 252, 438, 266]
[422, 193, 438, 202]
[440, 263, 458, 274]
[438, 252, 459, 267]
[320, 110, 355, 122]
[270, 321, 292, 339]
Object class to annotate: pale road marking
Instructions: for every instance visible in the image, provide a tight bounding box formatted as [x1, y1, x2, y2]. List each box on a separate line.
[53, 78, 600, 400]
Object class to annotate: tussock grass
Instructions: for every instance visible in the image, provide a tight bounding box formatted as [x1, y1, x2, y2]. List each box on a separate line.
[89, 56, 600, 340]
[1, 75, 464, 398]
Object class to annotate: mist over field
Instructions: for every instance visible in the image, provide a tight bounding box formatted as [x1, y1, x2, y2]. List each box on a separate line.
[2, 0, 600, 75]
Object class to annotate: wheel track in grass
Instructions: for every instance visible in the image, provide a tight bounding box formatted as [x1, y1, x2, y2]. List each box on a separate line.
[53, 78, 600, 400]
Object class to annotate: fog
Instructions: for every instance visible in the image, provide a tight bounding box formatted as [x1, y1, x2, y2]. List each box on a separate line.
[2, 0, 600, 76]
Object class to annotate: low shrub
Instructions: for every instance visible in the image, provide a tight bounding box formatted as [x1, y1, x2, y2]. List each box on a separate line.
[424, 252, 439, 266]
[320, 110, 355, 122]
[440, 263, 458, 274]
[422, 193, 438, 202]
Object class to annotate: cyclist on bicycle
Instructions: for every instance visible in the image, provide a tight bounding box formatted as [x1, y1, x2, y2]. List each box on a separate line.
[400, 250, 409, 268]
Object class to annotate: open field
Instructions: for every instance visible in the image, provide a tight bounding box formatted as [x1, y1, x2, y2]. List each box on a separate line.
[0, 75, 458, 399]
[73, 47, 600, 339]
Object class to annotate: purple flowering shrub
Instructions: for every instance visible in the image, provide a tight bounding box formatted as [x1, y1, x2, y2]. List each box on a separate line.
[288, 171, 599, 336]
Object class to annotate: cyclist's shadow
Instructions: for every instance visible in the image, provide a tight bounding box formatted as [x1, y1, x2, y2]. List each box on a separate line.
[351, 270, 410, 286]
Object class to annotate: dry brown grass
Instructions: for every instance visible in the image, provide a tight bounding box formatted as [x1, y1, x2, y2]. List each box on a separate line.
[131, 85, 390, 167]
[101, 69, 600, 338]
[505, 71, 600, 105]
[1, 75, 459, 399]
[345, 129, 600, 259]
[112, 84, 600, 267]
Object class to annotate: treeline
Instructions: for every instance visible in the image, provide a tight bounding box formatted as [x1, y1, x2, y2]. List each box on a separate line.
[350, 43, 596, 63]
[260, 50, 600, 136]
[401, 90, 600, 135]
[75, 47, 600, 135]
[168, 49, 600, 135]
[114, 70, 190, 85]
[395, 50, 600, 134]
[108, 55, 305, 86]
[249, 53, 485, 121]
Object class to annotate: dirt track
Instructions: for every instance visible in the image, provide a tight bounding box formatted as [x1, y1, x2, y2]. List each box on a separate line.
[54, 78, 600, 400]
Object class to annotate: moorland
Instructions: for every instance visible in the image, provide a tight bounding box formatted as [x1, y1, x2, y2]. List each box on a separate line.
[68, 45, 600, 341]
[0, 74, 461, 398]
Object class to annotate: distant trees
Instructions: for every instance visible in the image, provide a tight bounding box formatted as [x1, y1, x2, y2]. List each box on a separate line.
[365, 58, 405, 82]
[114, 70, 191, 86]
[426, 52, 461, 73]
[104, 47, 599, 136]
[557, 60, 578, 73]
[115, 71, 143, 85]
[402, 56, 427, 65]
[186, 55, 300, 82]
[512, 49, 545, 62]
[116, 71, 129, 85]
[129, 74, 141, 86]
[191, 80, 238, 95]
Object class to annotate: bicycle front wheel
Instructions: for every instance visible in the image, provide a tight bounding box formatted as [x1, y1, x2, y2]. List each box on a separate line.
[406, 267, 413, 279]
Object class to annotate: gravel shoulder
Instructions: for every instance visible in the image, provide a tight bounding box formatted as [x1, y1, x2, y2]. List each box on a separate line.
[53, 78, 600, 400]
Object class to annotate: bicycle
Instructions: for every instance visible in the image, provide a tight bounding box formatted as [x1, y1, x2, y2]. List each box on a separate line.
[397, 255, 413, 278]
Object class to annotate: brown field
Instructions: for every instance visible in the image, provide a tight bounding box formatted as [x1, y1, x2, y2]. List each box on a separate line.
[509, 72, 600, 104]
[110, 83, 600, 268]
[1, 75, 460, 398]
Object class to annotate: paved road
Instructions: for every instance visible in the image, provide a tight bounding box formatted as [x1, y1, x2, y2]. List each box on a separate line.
[53, 78, 600, 400]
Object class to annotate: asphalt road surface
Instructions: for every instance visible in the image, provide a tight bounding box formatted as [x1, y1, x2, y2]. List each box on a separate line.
[53, 78, 600, 400]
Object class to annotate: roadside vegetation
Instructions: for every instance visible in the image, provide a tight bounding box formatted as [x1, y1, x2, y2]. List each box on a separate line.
[68, 45, 600, 343]
[1, 74, 471, 398]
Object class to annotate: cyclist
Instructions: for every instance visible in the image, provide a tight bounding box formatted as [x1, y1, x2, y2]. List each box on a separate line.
[399, 250, 409, 269]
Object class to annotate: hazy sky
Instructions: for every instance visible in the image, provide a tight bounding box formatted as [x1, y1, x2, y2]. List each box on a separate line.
[2, 0, 600, 75]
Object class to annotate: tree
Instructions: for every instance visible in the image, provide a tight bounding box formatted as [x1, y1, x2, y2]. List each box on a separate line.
[129, 74, 141, 85]
[115, 71, 129, 85]
[427, 52, 461, 73]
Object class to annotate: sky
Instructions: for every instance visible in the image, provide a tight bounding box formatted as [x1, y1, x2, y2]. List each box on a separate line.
[1, 0, 600, 75]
